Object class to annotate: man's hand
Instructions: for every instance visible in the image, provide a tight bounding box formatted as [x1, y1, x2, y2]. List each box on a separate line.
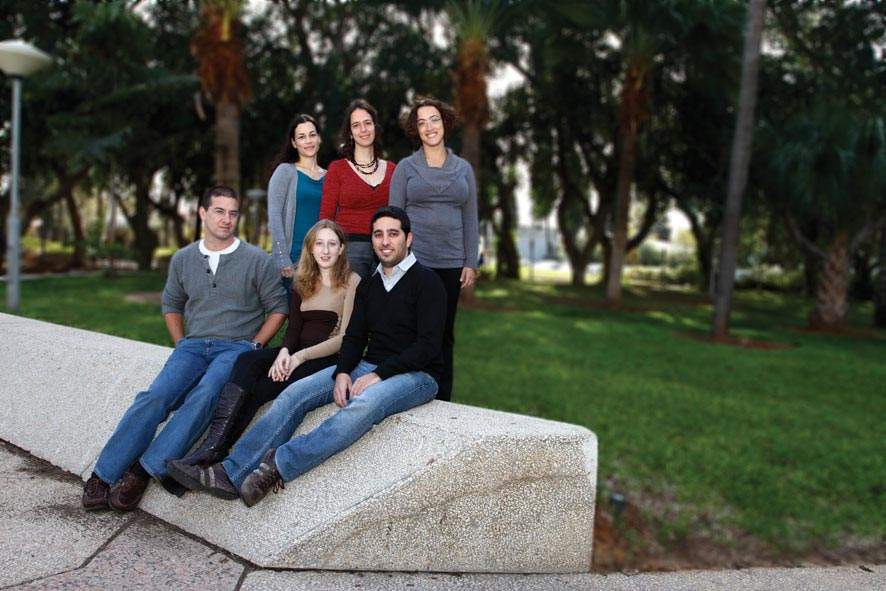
[333, 373, 352, 407]
[460, 267, 476, 288]
[281, 265, 295, 278]
[268, 347, 291, 382]
[350, 372, 380, 397]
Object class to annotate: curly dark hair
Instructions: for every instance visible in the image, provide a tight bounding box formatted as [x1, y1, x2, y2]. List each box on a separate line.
[337, 98, 384, 161]
[400, 96, 459, 143]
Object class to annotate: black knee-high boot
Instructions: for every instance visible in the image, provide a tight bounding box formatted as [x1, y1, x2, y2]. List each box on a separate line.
[177, 382, 247, 467]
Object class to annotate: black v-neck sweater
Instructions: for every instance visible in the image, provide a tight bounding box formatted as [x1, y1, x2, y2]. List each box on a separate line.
[335, 261, 446, 382]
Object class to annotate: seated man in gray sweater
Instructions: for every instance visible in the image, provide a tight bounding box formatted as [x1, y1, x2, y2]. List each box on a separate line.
[81, 185, 288, 512]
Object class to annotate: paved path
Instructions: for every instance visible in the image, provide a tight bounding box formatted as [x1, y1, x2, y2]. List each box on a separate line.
[2, 442, 882, 590]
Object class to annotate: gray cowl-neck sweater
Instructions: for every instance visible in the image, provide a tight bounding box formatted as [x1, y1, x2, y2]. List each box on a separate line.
[388, 148, 479, 269]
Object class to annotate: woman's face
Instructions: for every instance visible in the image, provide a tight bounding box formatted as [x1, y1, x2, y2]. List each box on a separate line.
[291, 122, 320, 160]
[311, 227, 343, 270]
[349, 108, 376, 149]
[416, 105, 445, 148]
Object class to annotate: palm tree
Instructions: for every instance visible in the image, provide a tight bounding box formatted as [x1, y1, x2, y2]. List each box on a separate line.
[604, 26, 654, 305]
[771, 109, 885, 330]
[448, 0, 499, 179]
[710, 0, 766, 338]
[191, 0, 250, 194]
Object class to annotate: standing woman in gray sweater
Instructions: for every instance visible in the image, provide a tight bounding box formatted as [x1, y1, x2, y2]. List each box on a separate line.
[267, 114, 327, 294]
[389, 97, 479, 401]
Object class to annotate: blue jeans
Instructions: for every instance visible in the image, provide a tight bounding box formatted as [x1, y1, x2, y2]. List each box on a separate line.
[222, 360, 438, 487]
[346, 241, 377, 281]
[93, 338, 253, 484]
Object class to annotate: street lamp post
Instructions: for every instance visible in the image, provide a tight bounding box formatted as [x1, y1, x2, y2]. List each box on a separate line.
[0, 40, 52, 312]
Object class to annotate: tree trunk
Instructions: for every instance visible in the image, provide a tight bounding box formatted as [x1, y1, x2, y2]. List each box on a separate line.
[461, 124, 481, 183]
[874, 227, 886, 328]
[494, 177, 519, 280]
[849, 249, 873, 301]
[214, 99, 241, 193]
[599, 237, 612, 288]
[130, 182, 159, 271]
[802, 251, 819, 297]
[711, 0, 766, 338]
[685, 208, 713, 292]
[62, 181, 86, 268]
[605, 98, 642, 305]
[809, 232, 850, 330]
[556, 196, 595, 287]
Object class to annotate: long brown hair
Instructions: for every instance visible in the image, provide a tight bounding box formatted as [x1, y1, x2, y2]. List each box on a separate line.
[265, 114, 321, 183]
[294, 219, 351, 298]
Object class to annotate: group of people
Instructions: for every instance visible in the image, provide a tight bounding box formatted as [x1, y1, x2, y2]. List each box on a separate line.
[81, 96, 478, 511]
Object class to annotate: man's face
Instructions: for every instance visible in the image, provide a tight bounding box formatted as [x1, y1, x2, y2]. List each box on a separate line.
[372, 216, 412, 268]
[199, 195, 240, 242]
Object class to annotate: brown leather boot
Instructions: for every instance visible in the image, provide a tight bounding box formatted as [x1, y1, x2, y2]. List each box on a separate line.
[82, 473, 110, 511]
[109, 468, 150, 512]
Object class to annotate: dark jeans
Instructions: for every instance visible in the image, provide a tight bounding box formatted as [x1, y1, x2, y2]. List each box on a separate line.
[225, 347, 339, 449]
[431, 267, 462, 401]
[346, 240, 377, 281]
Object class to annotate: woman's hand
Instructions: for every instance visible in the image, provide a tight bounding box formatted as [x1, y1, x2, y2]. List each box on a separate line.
[460, 267, 476, 288]
[283, 354, 302, 379]
[280, 265, 295, 278]
[268, 347, 291, 382]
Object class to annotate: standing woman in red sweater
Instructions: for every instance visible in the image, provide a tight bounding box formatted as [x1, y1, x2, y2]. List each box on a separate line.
[319, 99, 396, 279]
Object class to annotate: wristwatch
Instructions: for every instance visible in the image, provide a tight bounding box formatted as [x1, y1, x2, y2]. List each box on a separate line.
[250, 340, 263, 350]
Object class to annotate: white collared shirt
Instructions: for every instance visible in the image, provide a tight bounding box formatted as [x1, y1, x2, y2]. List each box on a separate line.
[375, 251, 417, 292]
[198, 238, 240, 274]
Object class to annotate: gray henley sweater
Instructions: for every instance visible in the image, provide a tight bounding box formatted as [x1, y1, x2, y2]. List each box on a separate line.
[161, 241, 288, 341]
[389, 148, 479, 269]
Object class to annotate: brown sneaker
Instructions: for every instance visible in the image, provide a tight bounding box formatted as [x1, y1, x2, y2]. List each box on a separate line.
[109, 468, 150, 512]
[82, 473, 110, 511]
[239, 448, 284, 508]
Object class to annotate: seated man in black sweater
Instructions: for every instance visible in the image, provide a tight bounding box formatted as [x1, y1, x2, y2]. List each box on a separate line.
[170, 206, 446, 506]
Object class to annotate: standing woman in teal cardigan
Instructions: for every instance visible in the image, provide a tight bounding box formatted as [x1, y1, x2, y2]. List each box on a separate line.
[389, 97, 479, 401]
[267, 114, 327, 293]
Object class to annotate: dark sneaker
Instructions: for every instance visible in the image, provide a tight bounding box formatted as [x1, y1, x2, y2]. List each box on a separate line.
[240, 448, 284, 508]
[82, 473, 110, 511]
[166, 460, 238, 501]
[108, 468, 150, 512]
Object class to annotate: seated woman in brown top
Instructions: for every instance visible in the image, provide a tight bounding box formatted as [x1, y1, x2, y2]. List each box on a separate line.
[166, 220, 360, 478]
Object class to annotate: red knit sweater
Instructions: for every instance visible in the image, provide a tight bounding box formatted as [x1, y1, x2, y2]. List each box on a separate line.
[319, 159, 396, 235]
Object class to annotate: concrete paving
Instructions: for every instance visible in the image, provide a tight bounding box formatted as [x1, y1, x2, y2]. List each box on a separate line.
[2, 442, 883, 590]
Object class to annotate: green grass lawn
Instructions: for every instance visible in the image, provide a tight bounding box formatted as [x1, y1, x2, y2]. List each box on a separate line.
[3, 271, 884, 558]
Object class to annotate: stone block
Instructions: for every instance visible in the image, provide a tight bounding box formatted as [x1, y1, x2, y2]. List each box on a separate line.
[0, 313, 597, 573]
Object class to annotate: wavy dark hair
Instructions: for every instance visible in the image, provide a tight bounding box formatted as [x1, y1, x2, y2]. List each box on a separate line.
[294, 219, 351, 299]
[266, 114, 321, 182]
[337, 98, 384, 161]
[400, 96, 459, 144]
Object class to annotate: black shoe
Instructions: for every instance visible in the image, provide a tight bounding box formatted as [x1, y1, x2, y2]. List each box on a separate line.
[178, 382, 247, 467]
[239, 448, 284, 508]
[158, 475, 187, 497]
[82, 473, 110, 511]
[166, 459, 238, 500]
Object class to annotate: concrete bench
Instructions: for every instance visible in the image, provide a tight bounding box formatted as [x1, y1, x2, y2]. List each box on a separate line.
[0, 312, 597, 573]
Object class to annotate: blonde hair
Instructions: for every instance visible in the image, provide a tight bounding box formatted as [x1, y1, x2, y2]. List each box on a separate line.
[294, 219, 351, 298]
